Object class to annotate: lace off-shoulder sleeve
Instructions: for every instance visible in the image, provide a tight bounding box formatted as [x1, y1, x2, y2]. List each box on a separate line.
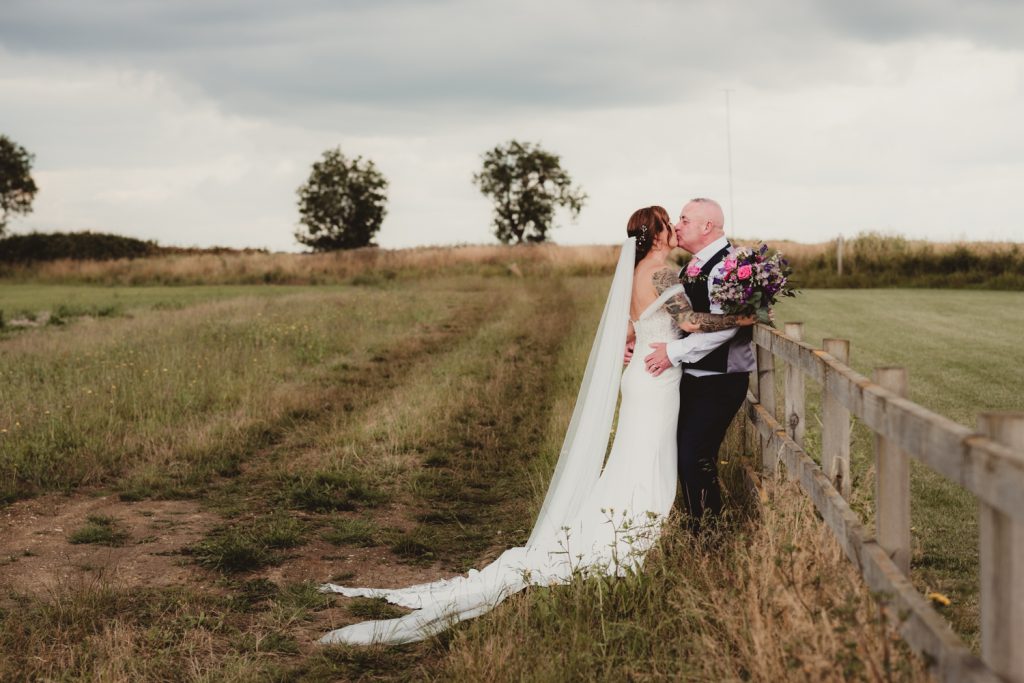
[651, 268, 749, 333]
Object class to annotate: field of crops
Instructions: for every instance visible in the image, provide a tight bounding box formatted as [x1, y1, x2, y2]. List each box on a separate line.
[1, 275, 1018, 680]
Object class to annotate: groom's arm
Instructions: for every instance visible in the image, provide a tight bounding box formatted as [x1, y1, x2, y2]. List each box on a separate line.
[665, 260, 738, 366]
[666, 328, 738, 366]
[652, 269, 753, 333]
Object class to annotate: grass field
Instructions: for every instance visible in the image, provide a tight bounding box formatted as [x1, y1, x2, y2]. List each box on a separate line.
[0, 283, 312, 324]
[0, 278, 1014, 680]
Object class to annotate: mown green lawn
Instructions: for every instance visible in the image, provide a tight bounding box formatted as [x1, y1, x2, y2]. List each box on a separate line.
[774, 288, 1024, 646]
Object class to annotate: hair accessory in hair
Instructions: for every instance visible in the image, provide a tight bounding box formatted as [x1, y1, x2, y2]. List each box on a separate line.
[637, 224, 649, 249]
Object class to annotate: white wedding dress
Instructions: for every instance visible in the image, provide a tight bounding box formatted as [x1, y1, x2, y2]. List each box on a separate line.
[319, 239, 683, 645]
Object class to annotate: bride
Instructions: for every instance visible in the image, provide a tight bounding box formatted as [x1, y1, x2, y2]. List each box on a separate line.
[319, 206, 754, 645]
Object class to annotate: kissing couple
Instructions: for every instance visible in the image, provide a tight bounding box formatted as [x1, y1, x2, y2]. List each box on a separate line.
[319, 197, 758, 645]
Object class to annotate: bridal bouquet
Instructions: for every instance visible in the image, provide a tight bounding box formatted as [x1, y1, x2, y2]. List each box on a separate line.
[708, 244, 796, 326]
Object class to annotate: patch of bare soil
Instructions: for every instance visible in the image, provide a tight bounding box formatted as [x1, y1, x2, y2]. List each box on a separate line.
[0, 489, 469, 630]
[0, 490, 219, 598]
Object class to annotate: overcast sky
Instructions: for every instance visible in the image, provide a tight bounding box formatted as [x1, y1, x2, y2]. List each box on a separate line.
[2, 0, 1022, 251]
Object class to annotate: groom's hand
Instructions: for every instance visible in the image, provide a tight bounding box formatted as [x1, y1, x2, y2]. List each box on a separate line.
[624, 339, 635, 365]
[645, 343, 671, 376]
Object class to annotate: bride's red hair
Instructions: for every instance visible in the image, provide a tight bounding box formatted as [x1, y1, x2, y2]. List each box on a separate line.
[626, 206, 672, 265]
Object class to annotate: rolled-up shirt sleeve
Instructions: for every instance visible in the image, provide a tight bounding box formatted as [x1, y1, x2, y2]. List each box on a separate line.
[665, 258, 738, 366]
[666, 328, 739, 365]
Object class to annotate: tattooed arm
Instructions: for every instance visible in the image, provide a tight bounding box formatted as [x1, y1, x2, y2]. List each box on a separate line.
[651, 268, 755, 333]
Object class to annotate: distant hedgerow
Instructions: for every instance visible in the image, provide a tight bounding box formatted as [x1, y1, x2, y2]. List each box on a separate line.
[0, 231, 159, 263]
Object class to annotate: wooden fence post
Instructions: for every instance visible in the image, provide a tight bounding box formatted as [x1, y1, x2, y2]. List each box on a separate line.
[822, 339, 852, 498]
[977, 412, 1024, 683]
[873, 367, 912, 575]
[783, 322, 805, 447]
[756, 345, 777, 474]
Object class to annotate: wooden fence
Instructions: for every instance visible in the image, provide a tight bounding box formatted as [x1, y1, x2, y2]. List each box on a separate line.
[744, 322, 1024, 683]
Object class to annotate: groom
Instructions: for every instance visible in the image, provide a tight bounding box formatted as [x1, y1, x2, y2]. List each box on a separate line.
[644, 198, 755, 534]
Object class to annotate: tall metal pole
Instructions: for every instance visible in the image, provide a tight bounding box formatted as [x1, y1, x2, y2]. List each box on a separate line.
[724, 89, 735, 235]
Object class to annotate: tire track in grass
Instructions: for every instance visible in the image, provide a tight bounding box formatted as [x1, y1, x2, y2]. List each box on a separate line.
[0, 287, 493, 595]
[0, 276, 586, 681]
[0, 285, 488, 504]
[0, 279, 517, 682]
[286, 278, 582, 681]
[119, 286, 492, 504]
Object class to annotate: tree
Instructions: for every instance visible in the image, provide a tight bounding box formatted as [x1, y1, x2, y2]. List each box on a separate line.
[473, 140, 587, 244]
[0, 135, 39, 236]
[295, 147, 388, 251]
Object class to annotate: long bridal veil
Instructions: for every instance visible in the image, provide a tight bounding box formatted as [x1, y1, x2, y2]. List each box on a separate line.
[319, 238, 637, 646]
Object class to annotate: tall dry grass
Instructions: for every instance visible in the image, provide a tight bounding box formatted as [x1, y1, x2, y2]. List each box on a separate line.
[741, 236, 1022, 262]
[3, 233, 1021, 288]
[753, 233, 1024, 289]
[0, 244, 621, 286]
[435, 460, 931, 681]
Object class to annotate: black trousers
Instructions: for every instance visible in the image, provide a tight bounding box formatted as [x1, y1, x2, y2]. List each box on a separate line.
[676, 371, 749, 533]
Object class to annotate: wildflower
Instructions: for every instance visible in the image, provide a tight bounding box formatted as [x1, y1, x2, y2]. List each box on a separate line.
[926, 592, 951, 606]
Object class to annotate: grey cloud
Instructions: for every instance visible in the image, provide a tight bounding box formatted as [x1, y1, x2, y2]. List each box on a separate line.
[1, 0, 1022, 131]
[814, 0, 1024, 47]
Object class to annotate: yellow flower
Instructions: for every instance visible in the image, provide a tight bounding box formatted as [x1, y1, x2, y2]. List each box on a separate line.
[926, 592, 951, 606]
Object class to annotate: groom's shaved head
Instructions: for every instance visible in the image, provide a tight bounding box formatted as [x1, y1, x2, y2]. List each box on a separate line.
[688, 198, 725, 233]
[673, 197, 726, 253]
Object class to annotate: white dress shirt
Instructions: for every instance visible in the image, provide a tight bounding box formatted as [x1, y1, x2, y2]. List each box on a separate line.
[666, 236, 738, 377]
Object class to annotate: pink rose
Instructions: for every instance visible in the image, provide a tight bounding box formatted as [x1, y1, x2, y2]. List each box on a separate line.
[685, 260, 701, 277]
[737, 264, 753, 280]
[723, 258, 737, 272]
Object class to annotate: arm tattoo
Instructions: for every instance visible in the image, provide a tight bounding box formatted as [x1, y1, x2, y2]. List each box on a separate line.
[651, 268, 747, 333]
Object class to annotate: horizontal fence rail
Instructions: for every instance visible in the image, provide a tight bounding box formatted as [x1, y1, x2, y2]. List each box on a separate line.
[746, 323, 1024, 683]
